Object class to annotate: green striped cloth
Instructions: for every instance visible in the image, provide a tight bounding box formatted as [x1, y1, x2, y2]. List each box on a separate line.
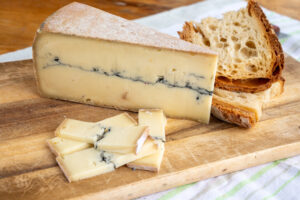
[135, 0, 300, 199]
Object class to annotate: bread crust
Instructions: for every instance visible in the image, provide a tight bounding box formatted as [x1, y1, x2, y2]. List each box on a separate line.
[211, 98, 256, 128]
[211, 77, 284, 128]
[247, 0, 284, 81]
[178, 0, 284, 93]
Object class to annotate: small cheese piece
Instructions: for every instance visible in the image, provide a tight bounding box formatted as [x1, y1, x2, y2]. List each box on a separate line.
[57, 139, 157, 182]
[127, 142, 164, 172]
[33, 2, 218, 123]
[127, 109, 166, 172]
[47, 137, 91, 156]
[138, 109, 167, 142]
[57, 148, 115, 182]
[55, 113, 137, 143]
[95, 126, 149, 154]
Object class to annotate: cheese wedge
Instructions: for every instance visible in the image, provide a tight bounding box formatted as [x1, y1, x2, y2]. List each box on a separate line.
[47, 137, 92, 156]
[95, 126, 149, 154]
[55, 113, 137, 143]
[127, 109, 166, 172]
[33, 2, 218, 123]
[57, 139, 157, 182]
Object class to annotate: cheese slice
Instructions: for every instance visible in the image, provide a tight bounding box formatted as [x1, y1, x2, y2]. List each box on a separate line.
[55, 113, 137, 143]
[33, 2, 218, 123]
[47, 137, 92, 156]
[95, 126, 149, 154]
[138, 109, 167, 142]
[57, 139, 157, 182]
[127, 109, 166, 172]
[127, 143, 164, 172]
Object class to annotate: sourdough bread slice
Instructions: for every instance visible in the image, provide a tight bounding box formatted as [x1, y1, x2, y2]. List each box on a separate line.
[212, 78, 284, 128]
[178, 0, 284, 93]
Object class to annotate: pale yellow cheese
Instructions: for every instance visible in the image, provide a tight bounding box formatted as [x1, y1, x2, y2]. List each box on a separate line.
[34, 32, 217, 123]
[95, 126, 149, 154]
[33, 2, 218, 123]
[127, 142, 164, 172]
[55, 113, 137, 143]
[138, 109, 167, 141]
[127, 109, 166, 172]
[47, 137, 91, 156]
[56, 139, 157, 182]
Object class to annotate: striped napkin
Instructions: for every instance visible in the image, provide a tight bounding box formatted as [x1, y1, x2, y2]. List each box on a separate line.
[0, 0, 299, 199]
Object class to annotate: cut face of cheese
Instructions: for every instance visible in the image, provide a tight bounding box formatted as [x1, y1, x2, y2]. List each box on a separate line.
[95, 126, 149, 154]
[57, 139, 157, 182]
[55, 113, 137, 143]
[47, 137, 91, 156]
[127, 109, 166, 172]
[33, 2, 218, 123]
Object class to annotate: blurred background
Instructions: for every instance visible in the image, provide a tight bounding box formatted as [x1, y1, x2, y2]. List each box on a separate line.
[0, 0, 299, 54]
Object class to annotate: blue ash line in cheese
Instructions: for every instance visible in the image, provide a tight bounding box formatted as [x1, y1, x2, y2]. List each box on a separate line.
[94, 125, 112, 149]
[151, 136, 166, 143]
[99, 151, 116, 169]
[43, 57, 213, 97]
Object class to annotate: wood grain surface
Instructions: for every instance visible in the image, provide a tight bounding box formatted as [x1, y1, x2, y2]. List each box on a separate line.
[0, 55, 300, 199]
[0, 0, 299, 54]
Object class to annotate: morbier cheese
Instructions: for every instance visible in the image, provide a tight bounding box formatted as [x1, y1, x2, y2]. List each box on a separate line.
[127, 109, 166, 172]
[47, 137, 91, 156]
[55, 113, 137, 143]
[127, 144, 165, 172]
[138, 109, 166, 142]
[57, 139, 157, 182]
[33, 2, 218, 123]
[95, 126, 149, 154]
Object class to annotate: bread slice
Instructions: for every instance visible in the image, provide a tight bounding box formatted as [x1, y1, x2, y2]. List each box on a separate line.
[212, 78, 284, 128]
[178, 0, 284, 93]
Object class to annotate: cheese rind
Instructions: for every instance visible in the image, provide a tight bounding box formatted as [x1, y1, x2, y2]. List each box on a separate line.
[57, 139, 157, 182]
[47, 137, 91, 156]
[33, 3, 218, 123]
[95, 126, 149, 154]
[55, 113, 137, 143]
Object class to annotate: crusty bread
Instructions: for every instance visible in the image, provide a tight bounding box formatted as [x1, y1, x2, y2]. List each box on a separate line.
[178, 0, 284, 93]
[212, 78, 284, 128]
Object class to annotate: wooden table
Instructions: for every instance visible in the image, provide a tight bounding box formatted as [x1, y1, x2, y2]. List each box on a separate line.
[0, 0, 299, 55]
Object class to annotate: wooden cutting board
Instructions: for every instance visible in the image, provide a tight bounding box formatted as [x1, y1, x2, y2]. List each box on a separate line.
[1, 56, 300, 200]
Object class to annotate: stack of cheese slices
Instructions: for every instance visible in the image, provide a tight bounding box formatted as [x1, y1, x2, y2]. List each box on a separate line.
[47, 109, 167, 182]
[178, 0, 284, 128]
